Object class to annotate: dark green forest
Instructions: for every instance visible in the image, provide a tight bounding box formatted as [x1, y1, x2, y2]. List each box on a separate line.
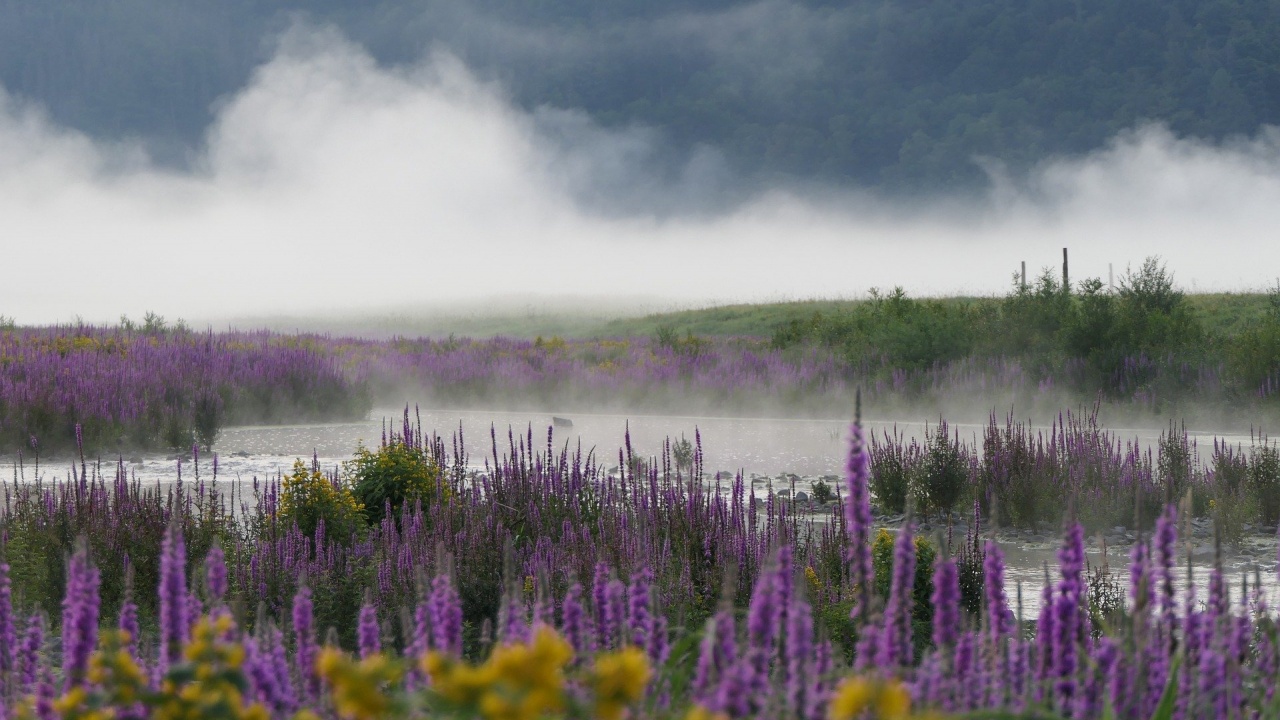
[2, 0, 1278, 192]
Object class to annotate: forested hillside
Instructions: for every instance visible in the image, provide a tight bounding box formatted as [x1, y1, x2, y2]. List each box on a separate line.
[2, 0, 1278, 191]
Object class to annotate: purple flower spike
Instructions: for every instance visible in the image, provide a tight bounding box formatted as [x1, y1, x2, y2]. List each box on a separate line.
[61, 545, 100, 689]
[429, 573, 463, 657]
[292, 583, 317, 699]
[932, 557, 960, 649]
[20, 613, 44, 694]
[983, 540, 1012, 640]
[205, 546, 227, 604]
[158, 522, 188, 670]
[628, 566, 654, 650]
[119, 596, 140, 660]
[0, 561, 14, 675]
[785, 593, 813, 714]
[878, 523, 917, 669]
[845, 409, 875, 623]
[357, 597, 380, 658]
[561, 582, 589, 656]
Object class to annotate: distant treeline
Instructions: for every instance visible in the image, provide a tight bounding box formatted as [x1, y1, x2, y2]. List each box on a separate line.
[771, 257, 1280, 404]
[2, 0, 1279, 191]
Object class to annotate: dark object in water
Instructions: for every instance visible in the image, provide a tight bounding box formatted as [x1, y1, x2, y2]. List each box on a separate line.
[553, 416, 573, 428]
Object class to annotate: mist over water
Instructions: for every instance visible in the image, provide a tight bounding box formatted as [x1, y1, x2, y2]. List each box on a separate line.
[2, 25, 1280, 324]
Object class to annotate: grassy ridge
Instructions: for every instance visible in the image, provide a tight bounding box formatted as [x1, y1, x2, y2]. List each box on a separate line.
[248, 292, 1274, 341]
[602, 292, 1276, 339]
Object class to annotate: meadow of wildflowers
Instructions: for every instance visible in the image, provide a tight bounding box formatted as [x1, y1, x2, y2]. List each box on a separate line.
[1, 410, 1279, 720]
[5, 321, 1277, 459]
[0, 327, 369, 453]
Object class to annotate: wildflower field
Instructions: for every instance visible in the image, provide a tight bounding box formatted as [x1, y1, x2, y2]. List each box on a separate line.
[1, 411, 1279, 720]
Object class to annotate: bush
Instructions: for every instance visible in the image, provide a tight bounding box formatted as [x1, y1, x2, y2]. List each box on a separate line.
[1249, 440, 1280, 528]
[870, 429, 917, 515]
[1210, 491, 1254, 549]
[1157, 423, 1197, 508]
[345, 441, 446, 526]
[811, 479, 834, 505]
[872, 528, 936, 632]
[672, 435, 694, 475]
[280, 459, 366, 543]
[916, 421, 969, 520]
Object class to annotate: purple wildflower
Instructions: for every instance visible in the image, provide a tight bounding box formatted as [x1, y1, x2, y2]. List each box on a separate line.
[158, 522, 188, 669]
[358, 597, 380, 658]
[205, 546, 227, 604]
[628, 566, 654, 650]
[877, 524, 917, 669]
[20, 613, 43, 694]
[785, 592, 813, 714]
[429, 573, 463, 657]
[0, 561, 13, 674]
[983, 540, 1012, 639]
[932, 557, 960, 649]
[292, 583, 317, 699]
[845, 410, 875, 623]
[561, 582, 590, 656]
[61, 544, 100, 689]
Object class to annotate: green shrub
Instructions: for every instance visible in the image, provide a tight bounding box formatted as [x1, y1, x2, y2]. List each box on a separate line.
[870, 430, 917, 515]
[1249, 440, 1280, 528]
[1210, 490, 1254, 550]
[345, 441, 445, 526]
[810, 479, 834, 505]
[280, 460, 366, 542]
[872, 528, 936, 631]
[916, 422, 969, 520]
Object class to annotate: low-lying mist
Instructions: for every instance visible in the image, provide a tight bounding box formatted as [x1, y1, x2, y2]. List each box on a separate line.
[2, 24, 1280, 325]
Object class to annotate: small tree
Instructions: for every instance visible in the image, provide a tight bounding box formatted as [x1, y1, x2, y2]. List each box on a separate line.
[280, 460, 365, 543]
[915, 421, 969, 521]
[345, 441, 445, 525]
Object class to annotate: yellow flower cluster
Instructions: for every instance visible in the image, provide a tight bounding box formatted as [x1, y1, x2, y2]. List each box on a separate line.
[421, 627, 652, 720]
[684, 705, 731, 720]
[31, 616, 270, 720]
[828, 677, 911, 720]
[152, 615, 270, 720]
[280, 459, 366, 536]
[316, 648, 405, 720]
[588, 647, 652, 720]
[424, 627, 573, 720]
[804, 565, 822, 593]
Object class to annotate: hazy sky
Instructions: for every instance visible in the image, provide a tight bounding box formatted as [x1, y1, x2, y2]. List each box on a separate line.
[2, 26, 1279, 325]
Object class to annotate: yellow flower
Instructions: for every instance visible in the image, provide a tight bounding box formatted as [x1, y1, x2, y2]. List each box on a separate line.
[317, 648, 404, 720]
[804, 566, 821, 592]
[876, 682, 910, 718]
[590, 647, 652, 720]
[828, 677, 911, 720]
[424, 627, 573, 720]
[685, 705, 731, 720]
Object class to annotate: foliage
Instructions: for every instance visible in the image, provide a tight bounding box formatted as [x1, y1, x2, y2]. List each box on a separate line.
[672, 435, 694, 475]
[345, 440, 446, 526]
[810, 479, 834, 505]
[870, 429, 918, 515]
[1087, 565, 1126, 630]
[872, 529, 936, 632]
[1249, 439, 1280, 528]
[25, 617, 272, 720]
[914, 422, 969, 520]
[279, 460, 366, 543]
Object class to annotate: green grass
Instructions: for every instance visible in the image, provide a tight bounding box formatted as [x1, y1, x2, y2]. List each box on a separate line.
[236, 292, 1274, 341]
[602, 292, 1273, 340]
